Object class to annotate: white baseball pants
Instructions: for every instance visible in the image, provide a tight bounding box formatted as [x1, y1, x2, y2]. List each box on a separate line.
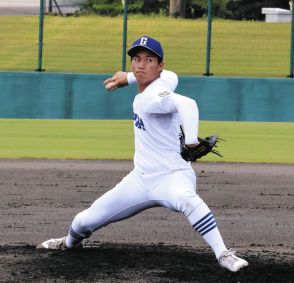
[67, 168, 227, 258]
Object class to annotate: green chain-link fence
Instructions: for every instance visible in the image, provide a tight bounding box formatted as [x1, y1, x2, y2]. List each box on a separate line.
[0, 0, 293, 77]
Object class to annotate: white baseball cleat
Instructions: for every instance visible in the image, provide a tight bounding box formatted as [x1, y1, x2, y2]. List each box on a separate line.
[218, 248, 249, 272]
[36, 236, 68, 250]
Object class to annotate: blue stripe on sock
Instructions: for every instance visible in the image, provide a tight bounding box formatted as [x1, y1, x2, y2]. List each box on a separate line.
[200, 224, 217, 236]
[192, 212, 218, 236]
[197, 219, 216, 234]
[194, 215, 215, 231]
[192, 212, 212, 229]
[70, 227, 84, 241]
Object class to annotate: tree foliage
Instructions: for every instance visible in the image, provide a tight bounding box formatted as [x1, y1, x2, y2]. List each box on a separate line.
[187, 0, 231, 18]
[82, 0, 167, 16]
[227, 0, 291, 20]
[82, 0, 292, 19]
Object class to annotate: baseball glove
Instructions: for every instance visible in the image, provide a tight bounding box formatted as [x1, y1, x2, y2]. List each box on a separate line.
[179, 126, 223, 162]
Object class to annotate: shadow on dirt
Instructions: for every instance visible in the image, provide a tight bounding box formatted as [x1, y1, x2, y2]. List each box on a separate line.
[1, 243, 293, 283]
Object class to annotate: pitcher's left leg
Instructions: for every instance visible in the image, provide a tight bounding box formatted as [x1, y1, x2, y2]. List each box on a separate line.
[154, 169, 248, 271]
[153, 169, 227, 259]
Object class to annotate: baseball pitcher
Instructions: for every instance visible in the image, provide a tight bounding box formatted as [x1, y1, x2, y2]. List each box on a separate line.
[37, 36, 248, 272]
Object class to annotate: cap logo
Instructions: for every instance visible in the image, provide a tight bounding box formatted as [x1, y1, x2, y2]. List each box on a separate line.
[139, 37, 148, 46]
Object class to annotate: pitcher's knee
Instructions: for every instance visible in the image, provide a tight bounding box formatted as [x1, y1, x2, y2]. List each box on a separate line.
[173, 191, 203, 215]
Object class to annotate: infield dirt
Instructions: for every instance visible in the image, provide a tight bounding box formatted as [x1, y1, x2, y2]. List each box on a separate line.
[0, 160, 293, 282]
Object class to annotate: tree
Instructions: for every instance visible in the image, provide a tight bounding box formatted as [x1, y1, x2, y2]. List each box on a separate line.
[82, 0, 292, 19]
[227, 0, 291, 20]
[169, 0, 231, 19]
[82, 0, 144, 16]
[169, 0, 187, 17]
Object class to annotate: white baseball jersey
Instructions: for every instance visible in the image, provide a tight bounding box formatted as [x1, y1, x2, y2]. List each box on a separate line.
[132, 77, 199, 174]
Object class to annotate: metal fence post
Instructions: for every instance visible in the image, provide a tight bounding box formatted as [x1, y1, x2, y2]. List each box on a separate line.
[204, 0, 213, 76]
[289, 0, 294, 78]
[36, 0, 45, 72]
[122, 0, 128, 71]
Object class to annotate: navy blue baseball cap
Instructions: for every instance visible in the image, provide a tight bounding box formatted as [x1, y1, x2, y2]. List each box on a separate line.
[127, 36, 163, 59]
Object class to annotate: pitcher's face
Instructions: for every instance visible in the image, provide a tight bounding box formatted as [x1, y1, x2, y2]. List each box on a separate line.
[131, 50, 163, 91]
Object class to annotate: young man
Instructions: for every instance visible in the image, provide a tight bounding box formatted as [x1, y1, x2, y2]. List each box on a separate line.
[37, 36, 248, 272]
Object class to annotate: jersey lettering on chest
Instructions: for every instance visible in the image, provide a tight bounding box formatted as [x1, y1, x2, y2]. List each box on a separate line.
[133, 113, 146, 131]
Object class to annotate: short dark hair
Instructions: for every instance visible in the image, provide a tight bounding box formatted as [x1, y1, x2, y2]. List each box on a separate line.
[130, 47, 163, 64]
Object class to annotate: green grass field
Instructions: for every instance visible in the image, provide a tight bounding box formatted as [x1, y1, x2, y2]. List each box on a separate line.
[0, 119, 293, 163]
[1, 15, 293, 164]
[0, 15, 291, 76]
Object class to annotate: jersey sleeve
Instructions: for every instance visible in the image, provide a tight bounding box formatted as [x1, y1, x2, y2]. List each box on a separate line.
[127, 70, 178, 92]
[166, 94, 199, 145]
[145, 91, 199, 145]
[127, 72, 137, 85]
[159, 70, 178, 92]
